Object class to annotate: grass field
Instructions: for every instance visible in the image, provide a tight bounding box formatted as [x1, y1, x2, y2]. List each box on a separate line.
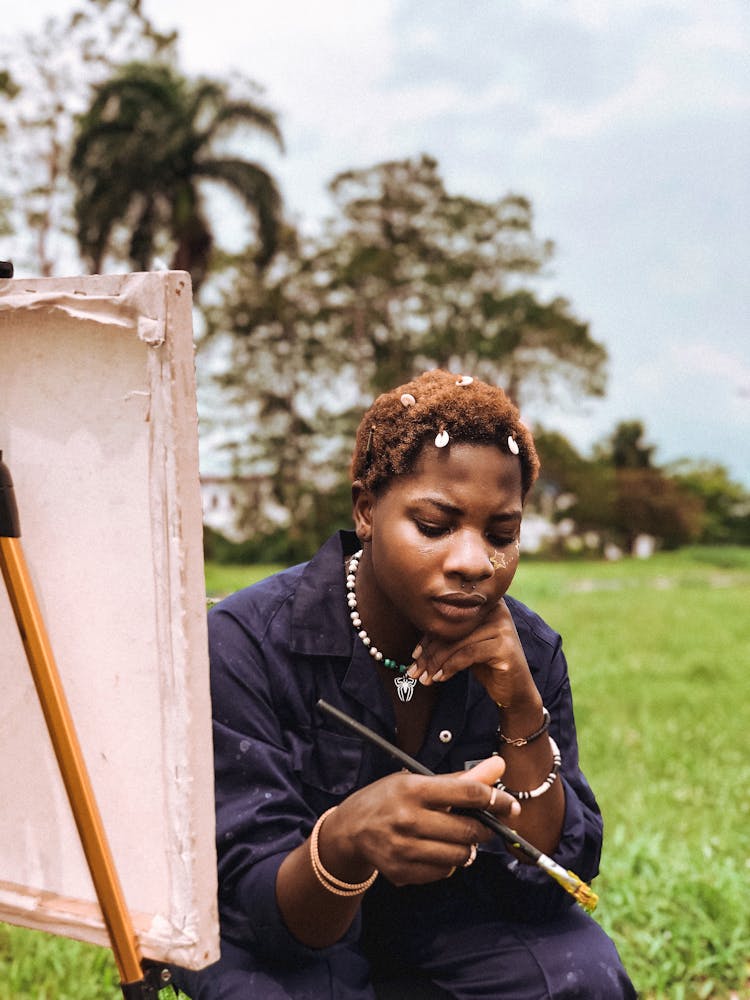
[2, 547, 749, 999]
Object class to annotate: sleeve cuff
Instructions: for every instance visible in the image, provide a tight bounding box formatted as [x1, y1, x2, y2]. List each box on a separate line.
[499, 775, 602, 887]
[235, 852, 364, 966]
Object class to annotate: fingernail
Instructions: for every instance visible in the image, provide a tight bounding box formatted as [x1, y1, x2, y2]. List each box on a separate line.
[418, 671, 431, 685]
[406, 664, 420, 679]
[511, 801, 521, 816]
[432, 669, 444, 682]
[412, 644, 422, 660]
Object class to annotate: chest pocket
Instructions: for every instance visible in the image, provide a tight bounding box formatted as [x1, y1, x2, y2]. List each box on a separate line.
[293, 728, 365, 798]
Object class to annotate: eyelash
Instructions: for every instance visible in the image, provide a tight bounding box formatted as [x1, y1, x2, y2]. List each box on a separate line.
[415, 521, 516, 548]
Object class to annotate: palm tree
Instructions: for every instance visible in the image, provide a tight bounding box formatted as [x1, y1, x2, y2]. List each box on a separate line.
[70, 61, 284, 293]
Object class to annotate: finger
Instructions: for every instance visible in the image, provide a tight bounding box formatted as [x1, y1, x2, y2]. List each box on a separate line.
[421, 772, 518, 826]
[457, 758, 521, 818]
[398, 781, 497, 844]
[368, 815, 491, 881]
[410, 635, 492, 684]
[430, 637, 503, 682]
[462, 843, 478, 868]
[461, 755, 506, 786]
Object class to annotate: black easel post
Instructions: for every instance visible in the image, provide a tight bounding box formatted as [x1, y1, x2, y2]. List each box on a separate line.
[0, 452, 173, 998]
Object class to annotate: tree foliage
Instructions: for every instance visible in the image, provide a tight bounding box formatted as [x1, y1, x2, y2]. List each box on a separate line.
[71, 61, 284, 293]
[668, 459, 750, 545]
[535, 421, 723, 552]
[201, 231, 362, 561]
[0, 0, 176, 276]
[314, 154, 607, 405]
[597, 419, 656, 469]
[612, 467, 704, 550]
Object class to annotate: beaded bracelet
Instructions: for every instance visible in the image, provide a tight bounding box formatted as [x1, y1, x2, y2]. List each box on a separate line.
[494, 737, 562, 801]
[497, 707, 550, 747]
[309, 806, 379, 897]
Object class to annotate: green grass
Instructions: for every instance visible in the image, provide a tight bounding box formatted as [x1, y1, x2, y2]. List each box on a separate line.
[2, 547, 749, 998]
[510, 548, 750, 999]
[204, 560, 283, 600]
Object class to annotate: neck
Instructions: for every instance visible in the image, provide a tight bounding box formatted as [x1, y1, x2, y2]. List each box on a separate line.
[349, 547, 420, 665]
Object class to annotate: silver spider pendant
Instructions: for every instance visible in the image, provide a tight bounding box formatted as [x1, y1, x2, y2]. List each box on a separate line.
[394, 674, 417, 702]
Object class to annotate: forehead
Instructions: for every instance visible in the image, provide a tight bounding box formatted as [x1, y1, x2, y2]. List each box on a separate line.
[386, 442, 523, 510]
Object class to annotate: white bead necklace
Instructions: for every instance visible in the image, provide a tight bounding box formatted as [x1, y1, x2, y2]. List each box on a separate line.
[346, 549, 418, 703]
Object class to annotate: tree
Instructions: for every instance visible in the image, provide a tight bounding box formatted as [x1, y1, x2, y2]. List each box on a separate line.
[586, 421, 705, 550]
[534, 423, 712, 553]
[599, 420, 656, 469]
[613, 468, 704, 550]
[204, 156, 608, 557]
[668, 460, 750, 545]
[0, 0, 176, 276]
[70, 61, 284, 293]
[0, 70, 20, 242]
[318, 155, 607, 407]
[201, 232, 361, 560]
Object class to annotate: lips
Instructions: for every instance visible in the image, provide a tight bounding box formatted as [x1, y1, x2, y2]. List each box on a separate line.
[431, 592, 487, 622]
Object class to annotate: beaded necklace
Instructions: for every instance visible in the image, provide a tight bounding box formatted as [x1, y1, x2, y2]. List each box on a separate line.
[345, 549, 418, 703]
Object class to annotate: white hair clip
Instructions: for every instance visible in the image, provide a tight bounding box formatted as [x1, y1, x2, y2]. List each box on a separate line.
[435, 429, 450, 448]
[455, 375, 473, 386]
[507, 436, 519, 455]
[400, 393, 416, 407]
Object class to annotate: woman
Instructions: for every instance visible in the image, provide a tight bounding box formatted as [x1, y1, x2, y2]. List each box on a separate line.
[174, 370, 635, 998]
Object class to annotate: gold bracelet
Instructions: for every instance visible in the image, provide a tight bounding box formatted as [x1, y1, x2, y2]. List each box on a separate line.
[497, 707, 551, 747]
[309, 806, 379, 897]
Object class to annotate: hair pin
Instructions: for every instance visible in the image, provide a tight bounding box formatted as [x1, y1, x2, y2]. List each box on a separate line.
[365, 426, 375, 462]
[507, 435, 519, 455]
[435, 428, 450, 448]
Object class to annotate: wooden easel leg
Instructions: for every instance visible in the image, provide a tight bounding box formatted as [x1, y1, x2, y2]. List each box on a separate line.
[0, 532, 167, 996]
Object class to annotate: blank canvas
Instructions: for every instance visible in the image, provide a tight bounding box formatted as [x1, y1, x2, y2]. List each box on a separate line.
[0, 272, 219, 970]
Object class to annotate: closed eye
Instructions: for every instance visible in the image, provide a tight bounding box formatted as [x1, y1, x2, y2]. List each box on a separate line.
[415, 520, 450, 538]
[488, 533, 518, 548]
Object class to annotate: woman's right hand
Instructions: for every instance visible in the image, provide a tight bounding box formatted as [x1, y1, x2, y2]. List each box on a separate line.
[319, 755, 520, 887]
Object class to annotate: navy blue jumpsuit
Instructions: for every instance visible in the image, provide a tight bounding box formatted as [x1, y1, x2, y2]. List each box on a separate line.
[173, 531, 636, 999]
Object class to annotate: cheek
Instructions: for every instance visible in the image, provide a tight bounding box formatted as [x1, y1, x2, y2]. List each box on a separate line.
[492, 542, 520, 589]
[490, 540, 520, 572]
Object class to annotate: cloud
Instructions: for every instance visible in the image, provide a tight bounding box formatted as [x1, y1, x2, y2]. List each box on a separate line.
[649, 243, 719, 298]
[676, 343, 750, 393]
[522, 1, 749, 145]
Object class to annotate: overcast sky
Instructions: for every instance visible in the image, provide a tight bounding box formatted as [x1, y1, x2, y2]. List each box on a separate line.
[6, 0, 750, 486]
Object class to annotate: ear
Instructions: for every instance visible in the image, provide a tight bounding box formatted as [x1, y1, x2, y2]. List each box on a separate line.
[351, 480, 375, 542]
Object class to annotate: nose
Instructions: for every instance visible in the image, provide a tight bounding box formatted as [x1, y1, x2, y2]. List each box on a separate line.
[443, 529, 493, 585]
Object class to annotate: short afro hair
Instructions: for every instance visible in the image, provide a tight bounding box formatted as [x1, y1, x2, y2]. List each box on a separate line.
[350, 370, 540, 500]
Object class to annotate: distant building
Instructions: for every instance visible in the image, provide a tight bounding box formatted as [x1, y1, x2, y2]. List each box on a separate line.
[200, 475, 288, 541]
[519, 512, 557, 553]
[200, 476, 249, 541]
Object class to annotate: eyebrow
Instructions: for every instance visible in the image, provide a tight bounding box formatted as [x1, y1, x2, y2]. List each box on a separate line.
[413, 497, 522, 522]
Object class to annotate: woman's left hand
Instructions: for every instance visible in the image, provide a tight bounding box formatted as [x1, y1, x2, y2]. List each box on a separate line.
[409, 598, 540, 710]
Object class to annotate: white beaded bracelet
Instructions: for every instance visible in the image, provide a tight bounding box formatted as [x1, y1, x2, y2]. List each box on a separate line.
[494, 737, 562, 801]
[309, 806, 379, 897]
